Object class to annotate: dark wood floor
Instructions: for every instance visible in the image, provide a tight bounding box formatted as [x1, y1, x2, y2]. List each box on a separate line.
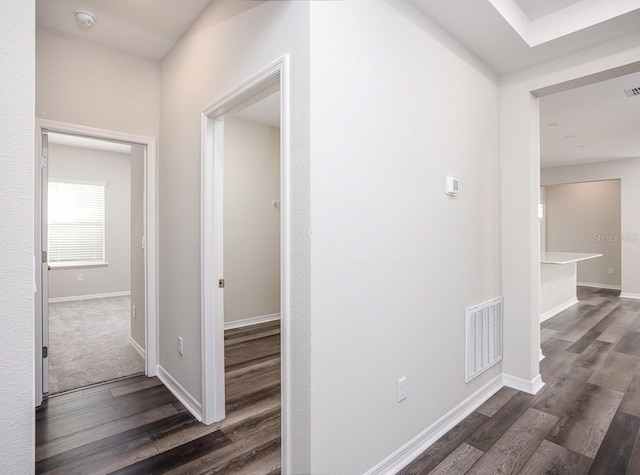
[401, 287, 640, 474]
[36, 320, 281, 474]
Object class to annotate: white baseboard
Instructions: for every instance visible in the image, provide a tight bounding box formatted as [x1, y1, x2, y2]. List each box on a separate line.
[540, 297, 578, 323]
[157, 365, 202, 422]
[539, 349, 545, 362]
[620, 293, 640, 300]
[128, 336, 145, 358]
[224, 313, 280, 330]
[577, 282, 621, 291]
[364, 374, 503, 475]
[49, 291, 131, 304]
[503, 373, 545, 395]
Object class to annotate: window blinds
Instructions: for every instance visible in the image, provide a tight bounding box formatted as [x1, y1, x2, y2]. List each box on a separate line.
[48, 181, 106, 264]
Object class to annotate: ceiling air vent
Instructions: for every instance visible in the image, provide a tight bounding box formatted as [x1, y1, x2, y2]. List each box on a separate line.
[624, 87, 640, 98]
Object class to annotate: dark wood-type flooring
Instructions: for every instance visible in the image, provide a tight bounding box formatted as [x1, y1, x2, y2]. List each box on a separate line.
[35, 320, 281, 474]
[401, 287, 640, 474]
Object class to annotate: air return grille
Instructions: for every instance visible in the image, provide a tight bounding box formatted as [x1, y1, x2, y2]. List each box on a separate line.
[465, 297, 503, 383]
[624, 87, 640, 98]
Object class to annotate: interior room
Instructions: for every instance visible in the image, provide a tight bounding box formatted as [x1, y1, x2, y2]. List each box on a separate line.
[45, 133, 145, 394]
[3, 1, 640, 474]
[539, 71, 640, 324]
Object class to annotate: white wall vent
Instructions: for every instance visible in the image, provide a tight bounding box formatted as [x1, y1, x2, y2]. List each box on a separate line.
[465, 297, 503, 383]
[624, 87, 640, 97]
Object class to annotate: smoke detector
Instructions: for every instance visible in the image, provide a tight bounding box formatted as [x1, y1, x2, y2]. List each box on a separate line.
[74, 10, 96, 31]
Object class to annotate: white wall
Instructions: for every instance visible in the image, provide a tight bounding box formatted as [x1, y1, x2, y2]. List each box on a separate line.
[0, 0, 35, 470]
[309, 1, 501, 473]
[224, 118, 280, 323]
[48, 144, 131, 299]
[36, 25, 159, 138]
[159, 1, 310, 470]
[499, 31, 640, 387]
[544, 180, 621, 288]
[542, 160, 640, 295]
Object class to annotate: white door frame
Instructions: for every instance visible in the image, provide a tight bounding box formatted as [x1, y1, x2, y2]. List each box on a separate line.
[201, 55, 291, 470]
[34, 119, 159, 406]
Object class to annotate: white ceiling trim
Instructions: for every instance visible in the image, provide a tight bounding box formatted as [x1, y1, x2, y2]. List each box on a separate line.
[489, 0, 640, 47]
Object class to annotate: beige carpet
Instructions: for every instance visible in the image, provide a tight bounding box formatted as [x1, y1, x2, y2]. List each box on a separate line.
[48, 296, 144, 394]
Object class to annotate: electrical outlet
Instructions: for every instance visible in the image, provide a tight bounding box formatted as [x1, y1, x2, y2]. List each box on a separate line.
[609, 268, 614, 275]
[178, 337, 184, 355]
[77, 273, 83, 282]
[397, 377, 407, 402]
[132, 305, 136, 319]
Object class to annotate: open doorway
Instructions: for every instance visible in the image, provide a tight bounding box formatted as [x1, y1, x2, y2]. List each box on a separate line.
[535, 67, 640, 367]
[201, 57, 291, 470]
[43, 132, 145, 394]
[35, 120, 159, 405]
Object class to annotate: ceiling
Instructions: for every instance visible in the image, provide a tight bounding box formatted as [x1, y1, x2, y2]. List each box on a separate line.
[232, 93, 281, 128]
[36, 0, 213, 60]
[540, 71, 640, 168]
[410, 0, 640, 74]
[515, 0, 581, 21]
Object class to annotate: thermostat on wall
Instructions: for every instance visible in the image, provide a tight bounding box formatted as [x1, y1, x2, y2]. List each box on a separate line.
[445, 176, 459, 196]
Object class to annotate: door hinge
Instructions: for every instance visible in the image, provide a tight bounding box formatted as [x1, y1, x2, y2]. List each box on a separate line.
[218, 279, 225, 288]
[41, 155, 48, 168]
[42, 250, 47, 263]
[42, 346, 48, 358]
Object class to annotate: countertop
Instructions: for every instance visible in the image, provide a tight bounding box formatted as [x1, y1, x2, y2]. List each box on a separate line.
[540, 251, 603, 265]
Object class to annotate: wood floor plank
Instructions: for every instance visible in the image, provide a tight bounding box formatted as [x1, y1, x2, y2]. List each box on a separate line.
[533, 364, 593, 417]
[589, 410, 640, 474]
[620, 367, 640, 418]
[428, 443, 484, 475]
[162, 421, 281, 475]
[37, 387, 178, 444]
[587, 351, 640, 392]
[37, 390, 114, 421]
[598, 323, 629, 344]
[467, 408, 558, 475]
[151, 390, 281, 453]
[398, 412, 488, 474]
[519, 439, 592, 475]
[614, 331, 640, 357]
[226, 357, 280, 386]
[546, 383, 624, 458]
[36, 403, 180, 462]
[226, 367, 280, 401]
[467, 392, 536, 452]
[476, 387, 519, 418]
[541, 336, 573, 359]
[36, 412, 193, 473]
[541, 327, 559, 344]
[225, 328, 281, 347]
[572, 341, 613, 370]
[625, 431, 640, 475]
[110, 377, 163, 397]
[567, 330, 603, 354]
[42, 436, 159, 475]
[110, 429, 232, 474]
[81, 374, 147, 395]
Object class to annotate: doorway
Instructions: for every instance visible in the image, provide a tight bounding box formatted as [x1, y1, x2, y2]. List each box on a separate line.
[34, 120, 159, 406]
[201, 56, 291, 470]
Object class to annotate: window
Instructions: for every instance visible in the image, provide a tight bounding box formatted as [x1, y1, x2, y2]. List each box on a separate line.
[48, 181, 106, 266]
